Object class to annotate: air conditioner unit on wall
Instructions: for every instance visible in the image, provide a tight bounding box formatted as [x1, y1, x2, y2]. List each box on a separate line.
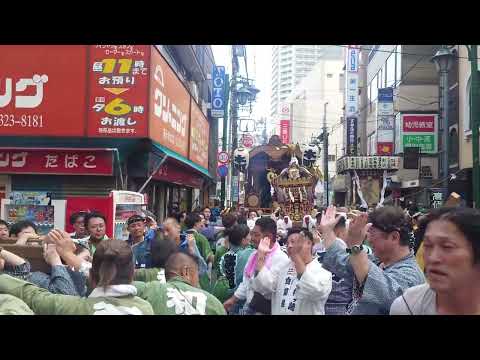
[189, 81, 199, 103]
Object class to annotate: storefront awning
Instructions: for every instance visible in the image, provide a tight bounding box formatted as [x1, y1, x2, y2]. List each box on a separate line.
[153, 143, 212, 179]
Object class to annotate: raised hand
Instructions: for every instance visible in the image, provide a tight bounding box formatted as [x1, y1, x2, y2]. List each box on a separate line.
[186, 233, 196, 255]
[43, 244, 62, 266]
[48, 229, 76, 256]
[257, 236, 271, 255]
[346, 213, 371, 247]
[319, 206, 340, 234]
[312, 229, 322, 244]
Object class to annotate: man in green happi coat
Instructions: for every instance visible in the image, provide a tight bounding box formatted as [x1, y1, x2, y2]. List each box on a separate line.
[134, 252, 226, 315]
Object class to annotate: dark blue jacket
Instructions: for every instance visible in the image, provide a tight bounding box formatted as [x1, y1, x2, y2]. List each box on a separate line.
[128, 229, 156, 269]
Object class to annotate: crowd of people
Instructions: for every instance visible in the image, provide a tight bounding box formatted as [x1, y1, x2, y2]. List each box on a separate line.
[0, 201, 479, 315]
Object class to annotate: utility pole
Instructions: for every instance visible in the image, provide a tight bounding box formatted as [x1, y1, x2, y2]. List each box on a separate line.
[220, 74, 230, 208]
[469, 45, 480, 208]
[432, 45, 455, 204]
[323, 102, 329, 207]
[230, 46, 239, 206]
[439, 50, 450, 200]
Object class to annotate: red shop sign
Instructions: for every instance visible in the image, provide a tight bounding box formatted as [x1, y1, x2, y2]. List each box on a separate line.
[87, 45, 150, 138]
[0, 45, 88, 137]
[0, 148, 113, 176]
[280, 119, 290, 144]
[377, 142, 394, 155]
[402, 114, 436, 133]
[153, 161, 204, 188]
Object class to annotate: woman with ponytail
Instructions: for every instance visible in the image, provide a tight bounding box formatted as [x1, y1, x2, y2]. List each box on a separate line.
[0, 233, 154, 315]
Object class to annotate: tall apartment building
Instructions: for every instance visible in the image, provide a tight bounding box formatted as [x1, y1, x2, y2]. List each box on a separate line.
[270, 45, 343, 123]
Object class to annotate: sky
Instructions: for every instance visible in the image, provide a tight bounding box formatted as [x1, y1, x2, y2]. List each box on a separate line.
[211, 45, 271, 122]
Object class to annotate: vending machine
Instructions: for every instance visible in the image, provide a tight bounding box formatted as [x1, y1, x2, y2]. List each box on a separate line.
[110, 191, 147, 241]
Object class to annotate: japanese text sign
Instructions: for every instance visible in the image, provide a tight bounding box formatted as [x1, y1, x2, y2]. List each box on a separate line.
[402, 115, 435, 132]
[189, 98, 210, 169]
[149, 47, 190, 158]
[211, 66, 225, 118]
[401, 114, 437, 154]
[87, 45, 150, 138]
[346, 117, 357, 156]
[0, 149, 113, 175]
[0, 45, 88, 137]
[403, 134, 435, 152]
[346, 73, 358, 116]
[337, 156, 400, 173]
[280, 120, 290, 144]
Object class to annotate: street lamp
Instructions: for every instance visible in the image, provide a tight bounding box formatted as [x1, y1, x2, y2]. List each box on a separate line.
[247, 84, 260, 101]
[236, 85, 252, 105]
[431, 45, 455, 203]
[432, 47, 455, 73]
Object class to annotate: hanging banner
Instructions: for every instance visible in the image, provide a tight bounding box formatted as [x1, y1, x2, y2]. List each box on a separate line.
[87, 45, 150, 138]
[377, 170, 388, 207]
[211, 66, 225, 118]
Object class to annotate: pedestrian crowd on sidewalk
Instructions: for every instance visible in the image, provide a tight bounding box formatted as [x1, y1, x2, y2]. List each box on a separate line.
[1, 201, 479, 315]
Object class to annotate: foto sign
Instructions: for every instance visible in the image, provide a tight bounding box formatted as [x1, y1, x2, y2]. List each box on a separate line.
[347, 46, 359, 72]
[211, 66, 225, 118]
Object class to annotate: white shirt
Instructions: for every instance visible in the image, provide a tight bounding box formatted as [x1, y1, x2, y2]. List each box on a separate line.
[277, 218, 292, 238]
[390, 283, 437, 315]
[271, 258, 332, 315]
[247, 218, 257, 230]
[234, 247, 290, 305]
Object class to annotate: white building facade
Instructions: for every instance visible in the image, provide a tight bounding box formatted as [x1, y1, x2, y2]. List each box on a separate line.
[270, 45, 343, 127]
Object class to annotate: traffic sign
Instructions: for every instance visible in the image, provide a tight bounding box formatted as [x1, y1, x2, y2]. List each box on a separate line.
[217, 151, 230, 164]
[242, 134, 254, 148]
[217, 164, 228, 177]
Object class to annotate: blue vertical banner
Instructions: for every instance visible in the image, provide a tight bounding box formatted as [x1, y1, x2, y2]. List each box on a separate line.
[211, 66, 225, 118]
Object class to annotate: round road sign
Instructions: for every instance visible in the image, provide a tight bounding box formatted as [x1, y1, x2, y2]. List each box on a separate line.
[242, 135, 254, 148]
[217, 164, 228, 177]
[218, 151, 230, 164]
